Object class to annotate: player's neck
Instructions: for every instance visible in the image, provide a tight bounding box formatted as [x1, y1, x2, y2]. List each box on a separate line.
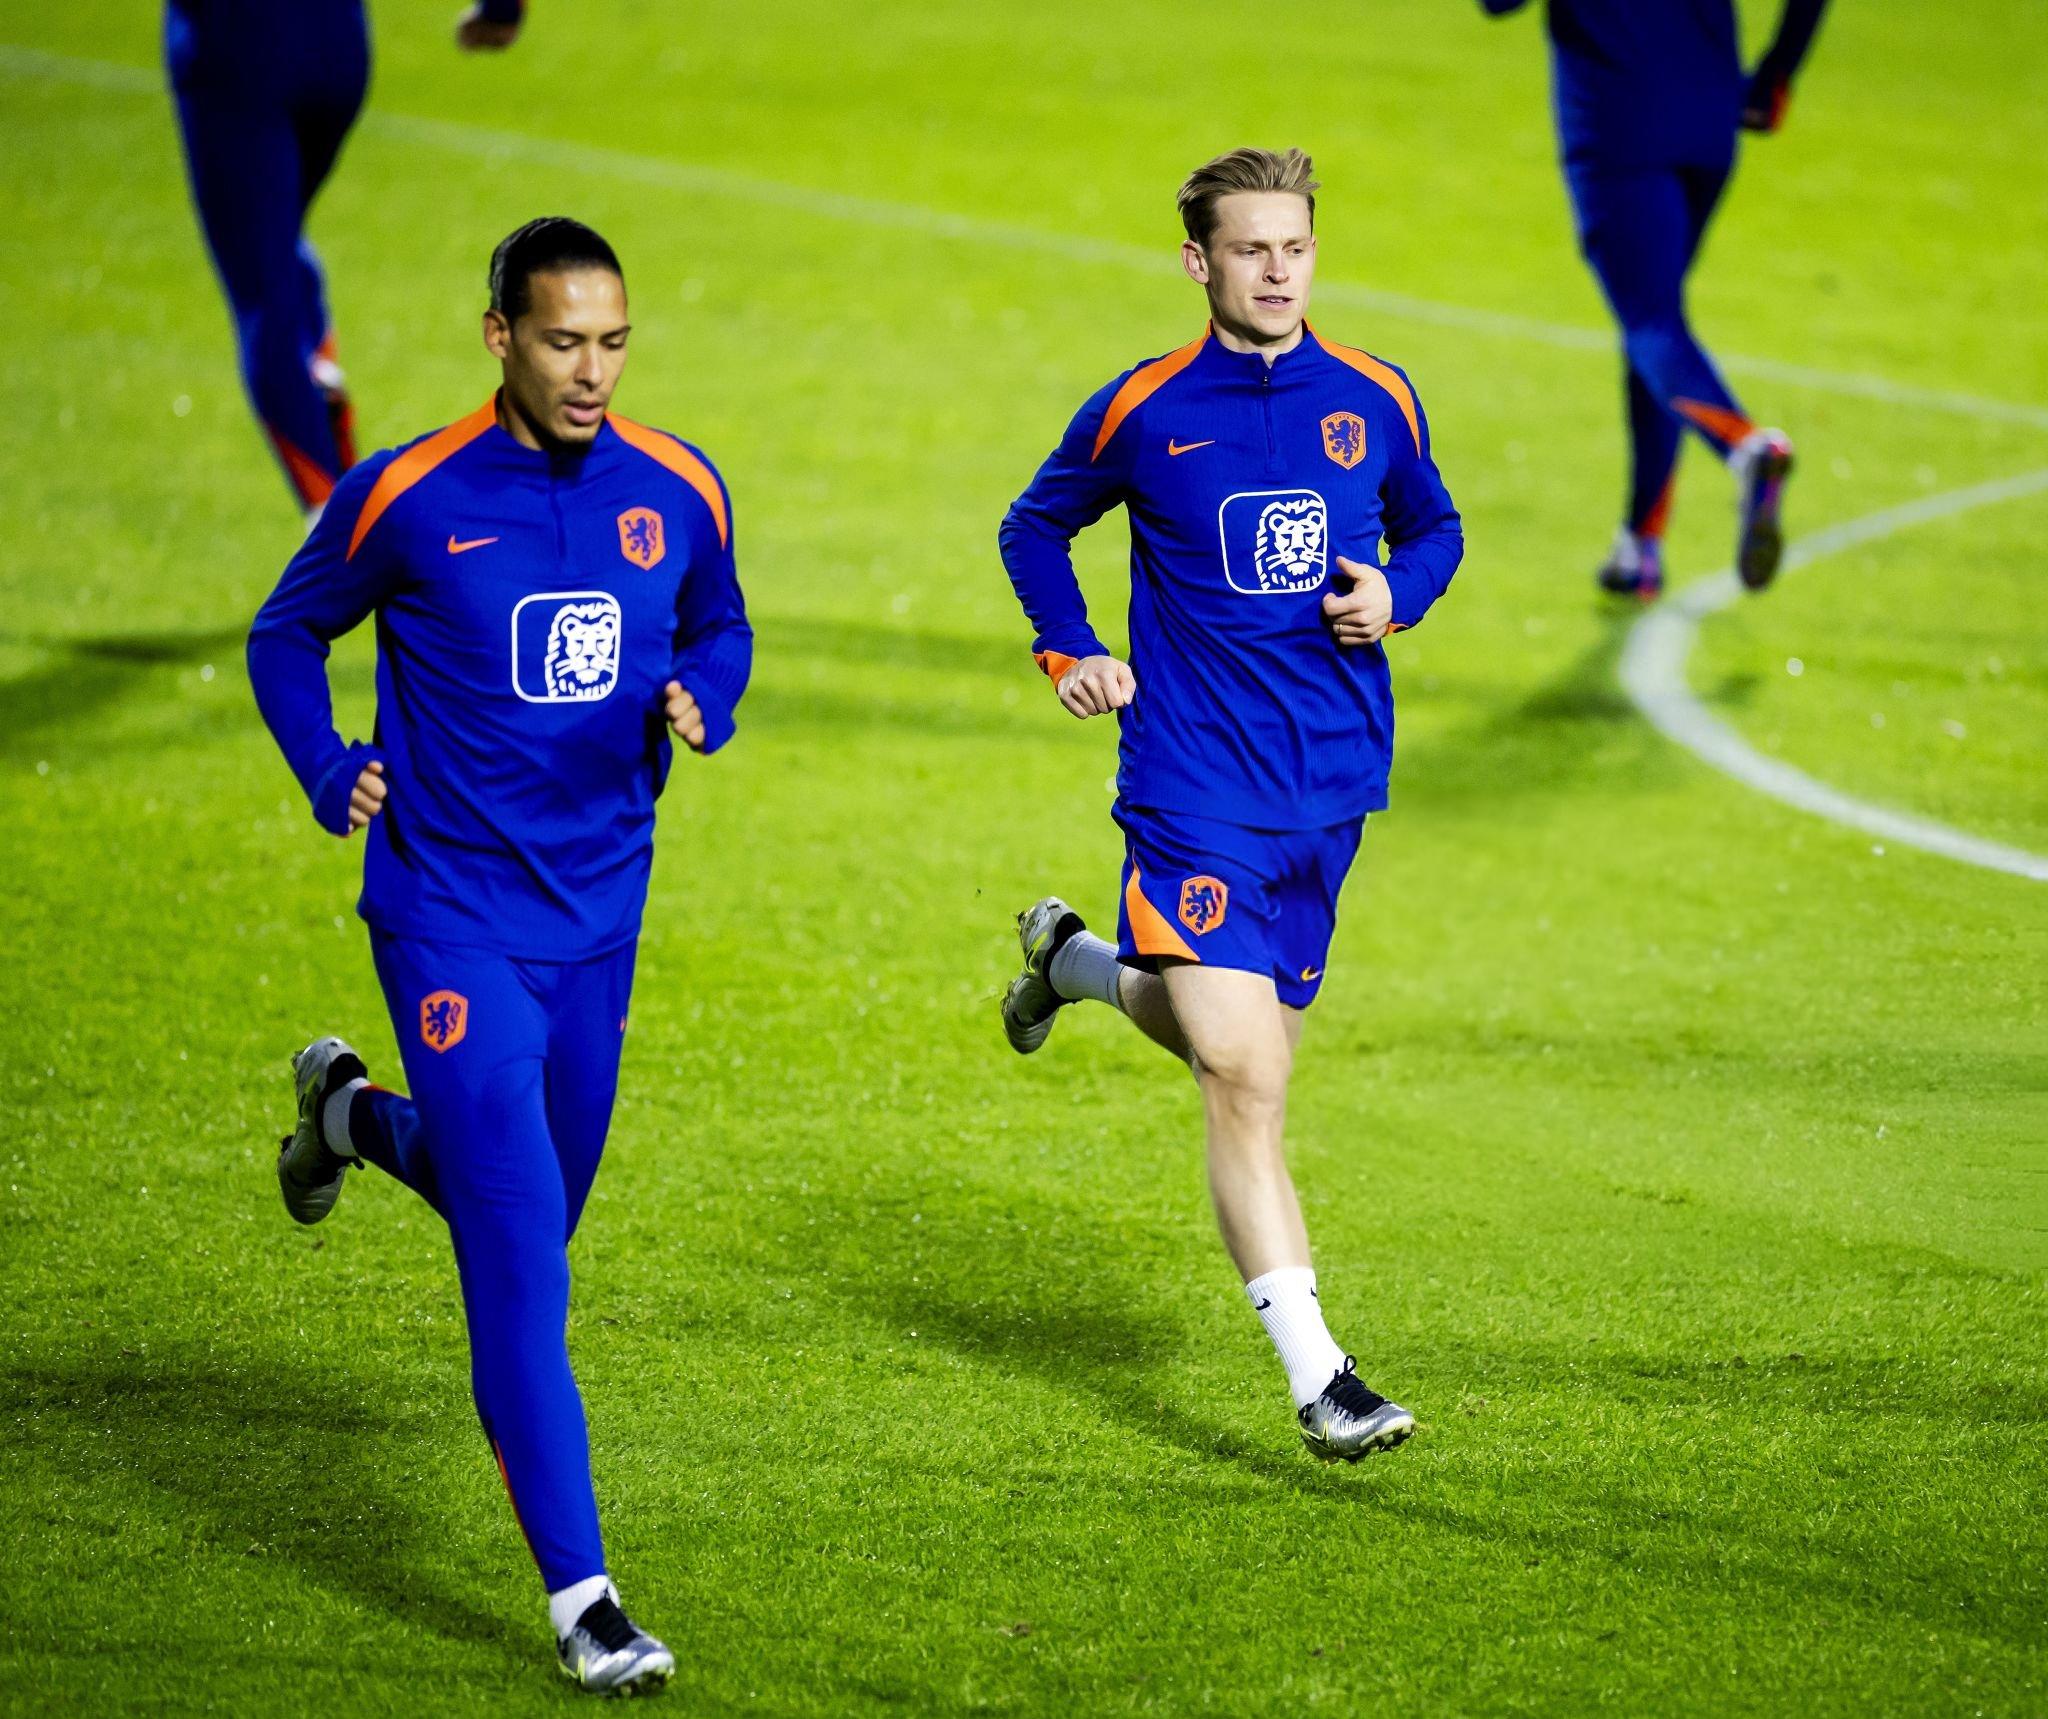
[1209, 317, 1305, 364]
[494, 388, 591, 460]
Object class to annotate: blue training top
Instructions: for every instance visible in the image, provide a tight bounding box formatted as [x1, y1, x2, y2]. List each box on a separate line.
[1480, 0, 1830, 166]
[248, 399, 752, 959]
[999, 325, 1463, 831]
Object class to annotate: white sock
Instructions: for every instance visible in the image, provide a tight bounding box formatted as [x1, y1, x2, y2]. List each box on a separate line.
[1245, 1267, 1348, 1408]
[321, 1077, 367, 1159]
[1048, 931, 1127, 1011]
[548, 1573, 617, 1640]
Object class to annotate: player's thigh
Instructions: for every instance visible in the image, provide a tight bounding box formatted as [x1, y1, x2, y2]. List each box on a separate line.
[1565, 162, 1694, 324]
[539, 943, 639, 1237]
[371, 934, 562, 1234]
[1160, 962, 1293, 1096]
[1677, 157, 1735, 261]
[170, 87, 304, 306]
[1113, 805, 1282, 982]
[1272, 818, 1365, 1013]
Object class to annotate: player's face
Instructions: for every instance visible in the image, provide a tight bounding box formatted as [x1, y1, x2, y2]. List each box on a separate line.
[1183, 192, 1316, 348]
[484, 268, 631, 448]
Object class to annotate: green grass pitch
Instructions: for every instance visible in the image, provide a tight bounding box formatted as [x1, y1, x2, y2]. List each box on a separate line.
[2, 0, 2044, 1711]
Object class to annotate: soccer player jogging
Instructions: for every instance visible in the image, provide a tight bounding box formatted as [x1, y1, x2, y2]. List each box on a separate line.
[248, 218, 750, 1693]
[1480, 0, 1830, 601]
[997, 150, 1463, 1461]
[166, 0, 527, 513]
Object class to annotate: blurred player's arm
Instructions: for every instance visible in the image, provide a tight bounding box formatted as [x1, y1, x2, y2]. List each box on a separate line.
[456, 0, 524, 51]
[246, 458, 399, 835]
[1373, 375, 1464, 636]
[997, 380, 1132, 717]
[665, 470, 752, 755]
[1474, 0, 1533, 14]
[1743, 0, 1831, 131]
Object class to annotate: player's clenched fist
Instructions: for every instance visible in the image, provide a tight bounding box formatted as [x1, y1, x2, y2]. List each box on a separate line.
[1056, 655, 1136, 719]
[347, 759, 388, 832]
[1324, 556, 1395, 647]
[664, 680, 707, 751]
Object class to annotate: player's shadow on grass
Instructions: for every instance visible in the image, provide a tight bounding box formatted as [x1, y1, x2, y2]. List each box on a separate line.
[1399, 614, 1674, 805]
[0, 625, 247, 755]
[4, 1344, 530, 1665]
[817, 1177, 1350, 1496]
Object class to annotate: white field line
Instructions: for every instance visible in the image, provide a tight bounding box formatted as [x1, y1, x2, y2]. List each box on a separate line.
[10, 40, 2048, 879]
[1619, 470, 2048, 882]
[7, 42, 2048, 431]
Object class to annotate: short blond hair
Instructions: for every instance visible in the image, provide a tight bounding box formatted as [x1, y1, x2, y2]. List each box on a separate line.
[1177, 147, 1319, 247]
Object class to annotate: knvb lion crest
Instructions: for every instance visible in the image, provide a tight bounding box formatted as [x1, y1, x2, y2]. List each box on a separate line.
[1178, 875, 1229, 936]
[617, 506, 665, 570]
[1250, 494, 1327, 593]
[1321, 410, 1367, 470]
[420, 989, 468, 1053]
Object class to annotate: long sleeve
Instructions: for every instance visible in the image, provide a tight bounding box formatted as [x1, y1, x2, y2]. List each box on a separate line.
[1377, 378, 1464, 632]
[670, 465, 752, 756]
[1757, 0, 1829, 84]
[246, 455, 399, 833]
[997, 377, 1130, 683]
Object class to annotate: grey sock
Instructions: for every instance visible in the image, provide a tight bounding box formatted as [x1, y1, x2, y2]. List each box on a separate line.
[1047, 931, 1127, 1012]
[321, 1078, 367, 1159]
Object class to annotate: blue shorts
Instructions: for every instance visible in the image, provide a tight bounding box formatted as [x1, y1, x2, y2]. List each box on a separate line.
[1112, 804, 1365, 1009]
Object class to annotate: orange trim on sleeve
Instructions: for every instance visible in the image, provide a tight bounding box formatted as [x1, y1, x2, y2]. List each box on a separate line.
[1312, 330, 1422, 455]
[267, 424, 338, 510]
[346, 399, 497, 561]
[1091, 328, 1210, 462]
[1125, 868, 1199, 962]
[607, 413, 730, 548]
[1033, 649, 1080, 688]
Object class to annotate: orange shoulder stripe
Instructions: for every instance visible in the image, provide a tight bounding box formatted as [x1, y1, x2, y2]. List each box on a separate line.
[1314, 332, 1421, 455]
[346, 399, 497, 561]
[607, 414, 729, 549]
[1124, 869, 1199, 962]
[1091, 328, 1209, 462]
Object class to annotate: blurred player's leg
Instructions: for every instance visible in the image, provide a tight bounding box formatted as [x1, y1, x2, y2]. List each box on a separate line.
[171, 91, 346, 509]
[1598, 368, 1678, 600]
[1572, 158, 1794, 590]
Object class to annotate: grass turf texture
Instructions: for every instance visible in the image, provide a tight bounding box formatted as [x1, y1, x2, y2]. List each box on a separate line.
[2, 0, 2045, 1711]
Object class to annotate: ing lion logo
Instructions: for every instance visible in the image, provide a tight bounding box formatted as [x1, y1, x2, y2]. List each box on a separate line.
[543, 599, 621, 701]
[1321, 411, 1367, 470]
[1178, 875, 1229, 936]
[617, 507, 665, 570]
[1252, 495, 1327, 593]
[420, 989, 468, 1053]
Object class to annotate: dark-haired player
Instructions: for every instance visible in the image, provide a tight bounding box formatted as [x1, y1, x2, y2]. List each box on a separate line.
[166, 0, 527, 512]
[249, 218, 751, 1692]
[998, 149, 1462, 1461]
[1481, 0, 1829, 599]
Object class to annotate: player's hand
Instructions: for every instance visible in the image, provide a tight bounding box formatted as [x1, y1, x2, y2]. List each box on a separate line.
[665, 680, 707, 751]
[1056, 655, 1136, 719]
[1324, 557, 1395, 646]
[454, 4, 522, 50]
[347, 760, 388, 833]
[1741, 70, 1789, 132]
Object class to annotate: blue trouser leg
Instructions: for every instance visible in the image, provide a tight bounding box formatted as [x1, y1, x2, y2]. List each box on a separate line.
[169, 71, 364, 506]
[1569, 156, 1750, 477]
[368, 934, 634, 1592]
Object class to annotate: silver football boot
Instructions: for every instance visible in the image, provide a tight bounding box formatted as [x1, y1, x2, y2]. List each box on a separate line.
[276, 1036, 365, 1225]
[1001, 896, 1086, 1054]
[1297, 1358, 1417, 1462]
[557, 1595, 675, 1696]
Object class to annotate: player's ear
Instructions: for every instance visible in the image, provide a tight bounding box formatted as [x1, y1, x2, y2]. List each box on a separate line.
[482, 308, 513, 360]
[1181, 239, 1210, 286]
